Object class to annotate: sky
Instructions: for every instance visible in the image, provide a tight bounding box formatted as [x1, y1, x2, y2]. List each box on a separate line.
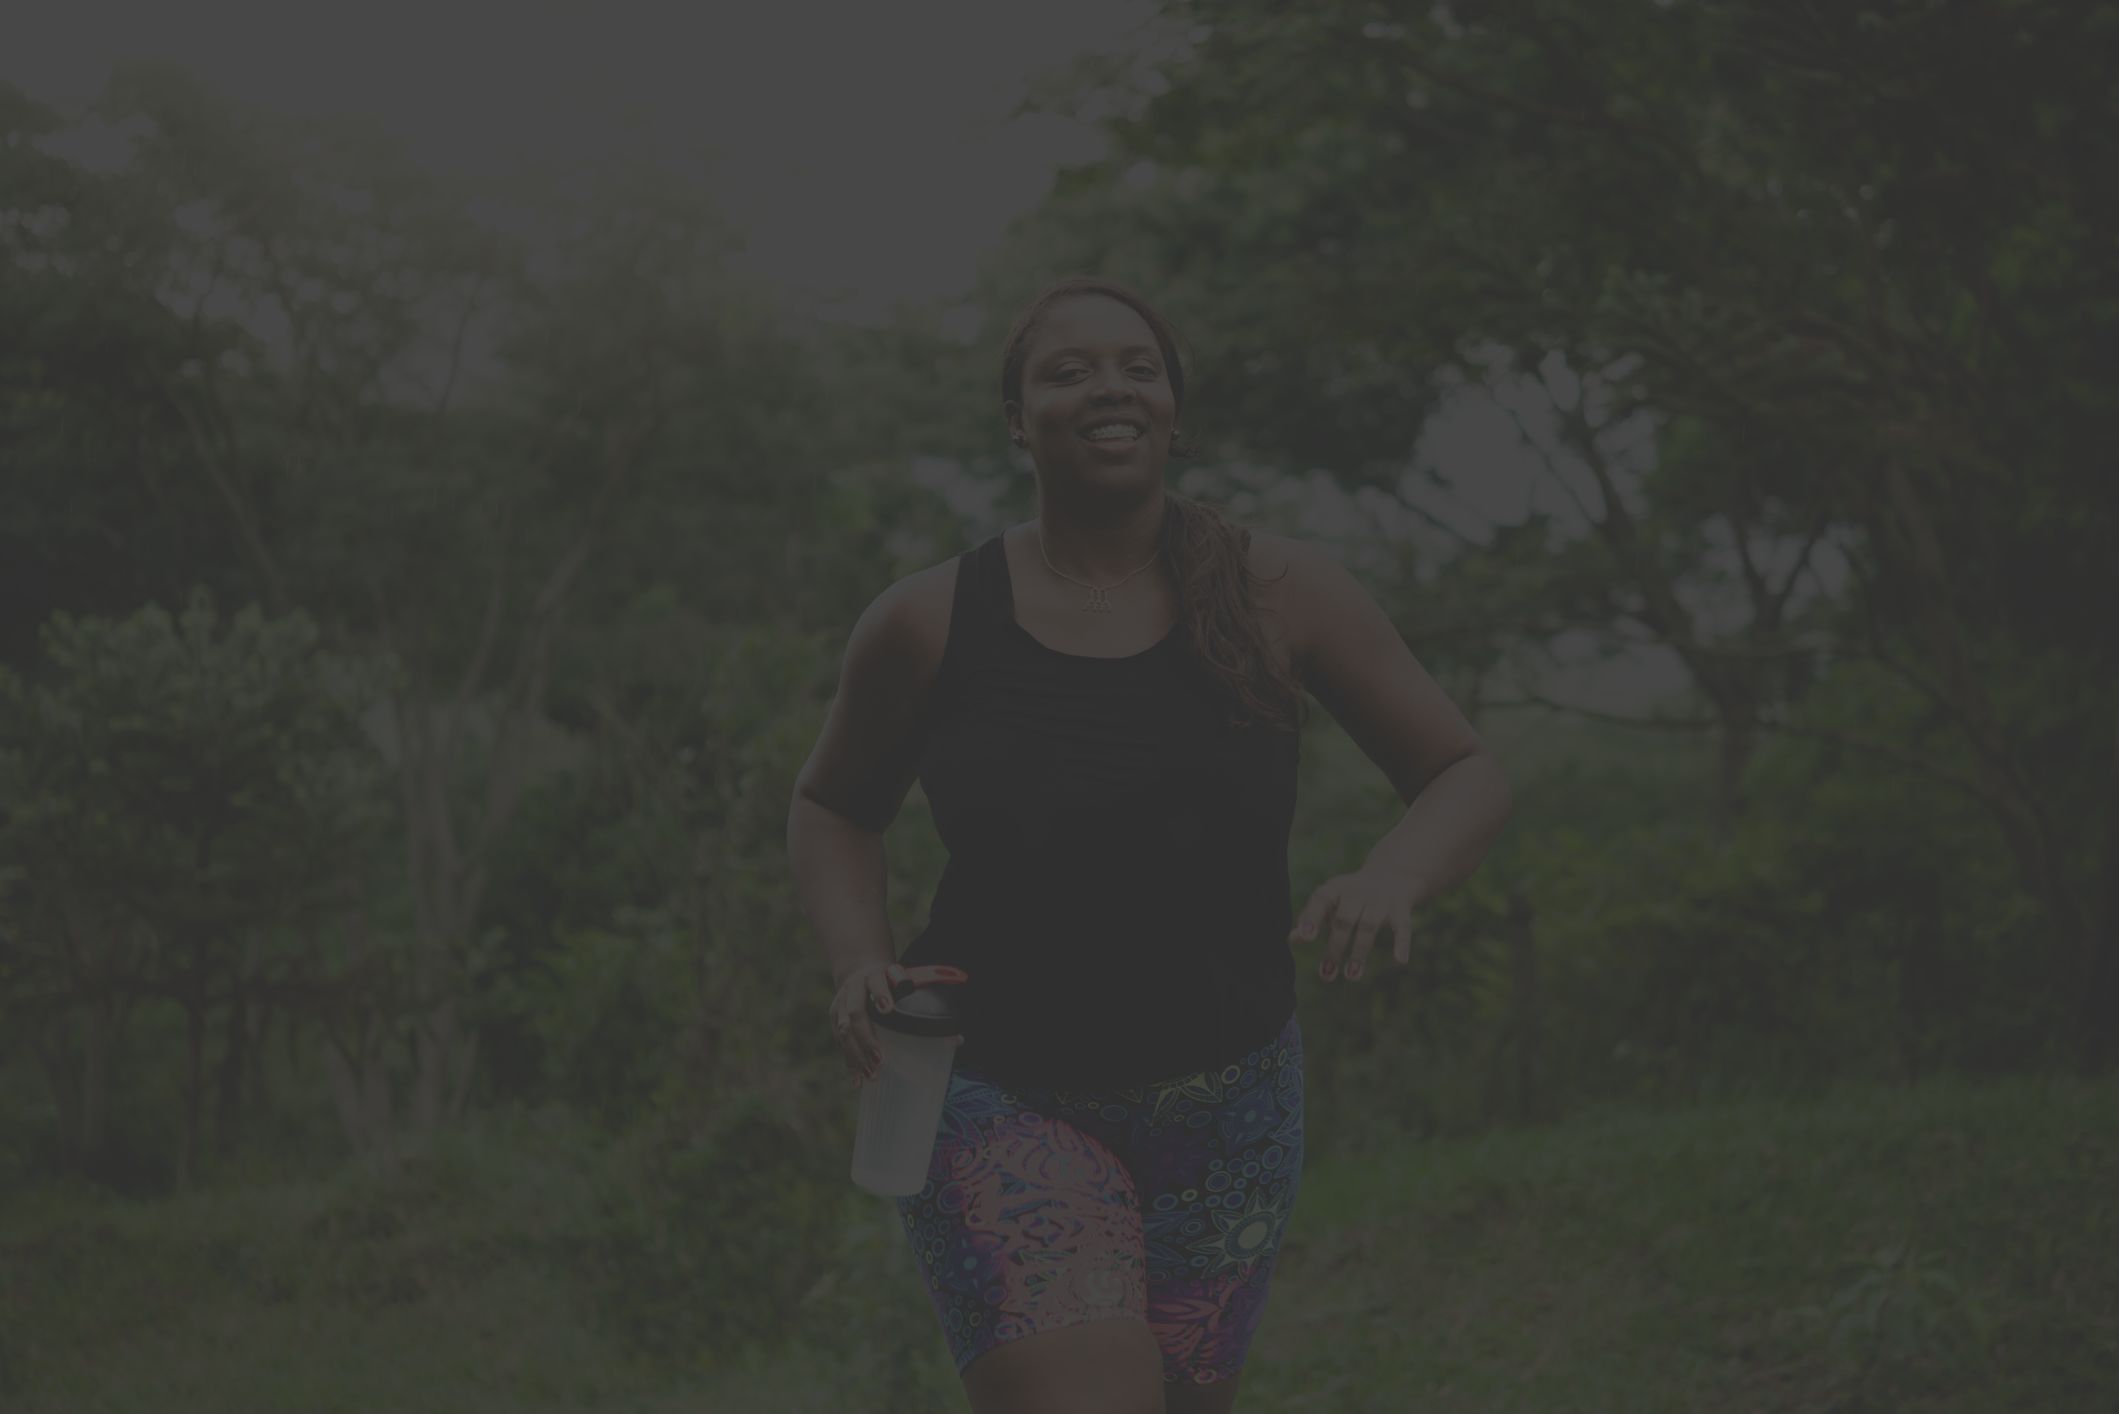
[7, 0, 1709, 712]
[7, 0, 1158, 321]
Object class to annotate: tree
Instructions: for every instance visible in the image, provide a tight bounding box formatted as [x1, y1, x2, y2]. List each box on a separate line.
[0, 593, 384, 1185]
[1001, 0, 2119, 1063]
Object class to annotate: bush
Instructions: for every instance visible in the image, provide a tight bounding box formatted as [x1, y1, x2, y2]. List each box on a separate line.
[587, 1093, 847, 1364]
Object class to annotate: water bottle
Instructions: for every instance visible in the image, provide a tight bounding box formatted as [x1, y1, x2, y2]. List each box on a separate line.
[850, 964, 969, 1197]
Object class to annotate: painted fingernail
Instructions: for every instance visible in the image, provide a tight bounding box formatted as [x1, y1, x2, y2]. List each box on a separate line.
[879, 998, 893, 1011]
[1349, 962, 1362, 980]
[1320, 960, 1335, 980]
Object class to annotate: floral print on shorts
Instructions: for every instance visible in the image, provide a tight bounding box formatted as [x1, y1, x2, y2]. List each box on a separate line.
[892, 1011, 1304, 1387]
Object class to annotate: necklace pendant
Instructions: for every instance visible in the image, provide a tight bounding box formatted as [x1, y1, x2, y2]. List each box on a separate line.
[1083, 585, 1113, 612]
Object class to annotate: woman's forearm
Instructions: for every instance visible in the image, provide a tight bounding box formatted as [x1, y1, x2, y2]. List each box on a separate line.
[787, 793, 898, 986]
[1359, 750, 1513, 906]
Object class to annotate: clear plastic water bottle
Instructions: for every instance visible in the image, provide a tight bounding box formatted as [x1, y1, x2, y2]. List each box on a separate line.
[850, 964, 968, 1197]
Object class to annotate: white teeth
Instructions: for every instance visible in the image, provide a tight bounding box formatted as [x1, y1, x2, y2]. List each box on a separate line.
[1084, 423, 1142, 440]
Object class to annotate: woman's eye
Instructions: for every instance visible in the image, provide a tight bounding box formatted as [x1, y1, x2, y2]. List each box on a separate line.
[1050, 363, 1158, 381]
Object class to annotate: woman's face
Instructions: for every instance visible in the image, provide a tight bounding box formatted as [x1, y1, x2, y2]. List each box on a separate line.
[1007, 295, 1178, 498]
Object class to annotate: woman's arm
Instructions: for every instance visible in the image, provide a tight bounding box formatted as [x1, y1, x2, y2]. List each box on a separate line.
[787, 563, 952, 987]
[1271, 534, 1513, 976]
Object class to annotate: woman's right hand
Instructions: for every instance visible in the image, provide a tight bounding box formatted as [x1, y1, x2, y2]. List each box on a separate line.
[833, 962, 907, 1085]
[832, 961, 970, 1086]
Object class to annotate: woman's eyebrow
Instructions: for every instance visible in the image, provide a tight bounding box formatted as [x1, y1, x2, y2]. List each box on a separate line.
[1040, 344, 1162, 363]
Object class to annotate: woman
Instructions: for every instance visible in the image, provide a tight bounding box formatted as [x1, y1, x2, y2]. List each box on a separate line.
[788, 276, 1511, 1414]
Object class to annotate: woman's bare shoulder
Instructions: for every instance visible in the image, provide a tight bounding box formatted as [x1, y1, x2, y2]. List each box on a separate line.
[1243, 528, 1314, 672]
[855, 550, 963, 678]
[1244, 528, 1301, 579]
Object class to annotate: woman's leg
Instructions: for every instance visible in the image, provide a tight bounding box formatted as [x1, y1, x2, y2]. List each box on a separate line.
[1113, 1012, 1307, 1396]
[895, 1064, 1166, 1413]
[1165, 1370, 1244, 1414]
[960, 1314, 1166, 1414]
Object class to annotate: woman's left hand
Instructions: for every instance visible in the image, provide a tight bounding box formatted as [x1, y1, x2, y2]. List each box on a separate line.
[1287, 867, 1421, 983]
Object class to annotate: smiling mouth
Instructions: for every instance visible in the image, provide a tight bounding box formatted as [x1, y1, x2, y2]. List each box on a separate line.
[1080, 421, 1146, 445]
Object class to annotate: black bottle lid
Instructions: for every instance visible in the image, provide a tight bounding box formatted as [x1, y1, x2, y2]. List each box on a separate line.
[869, 966, 968, 1038]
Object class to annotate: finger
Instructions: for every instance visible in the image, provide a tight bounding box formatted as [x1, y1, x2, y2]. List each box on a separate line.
[837, 1023, 865, 1081]
[1345, 910, 1382, 981]
[868, 970, 896, 1017]
[1394, 906, 1413, 966]
[835, 1004, 877, 1078]
[856, 1015, 883, 1076]
[1304, 883, 1347, 947]
[1287, 894, 1323, 945]
[1320, 906, 1359, 981]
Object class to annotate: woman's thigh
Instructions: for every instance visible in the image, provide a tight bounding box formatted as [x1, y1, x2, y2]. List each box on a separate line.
[895, 1013, 1306, 1392]
[1089, 1012, 1306, 1390]
[894, 1068, 1150, 1378]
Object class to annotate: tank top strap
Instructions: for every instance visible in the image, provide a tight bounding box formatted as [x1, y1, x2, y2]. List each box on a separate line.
[935, 533, 1013, 687]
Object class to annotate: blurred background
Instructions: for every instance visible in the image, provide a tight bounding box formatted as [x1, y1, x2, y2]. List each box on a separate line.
[3, 2, 2115, 1410]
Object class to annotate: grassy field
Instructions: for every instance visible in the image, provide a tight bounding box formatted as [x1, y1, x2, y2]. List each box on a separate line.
[3, 1073, 2114, 1413]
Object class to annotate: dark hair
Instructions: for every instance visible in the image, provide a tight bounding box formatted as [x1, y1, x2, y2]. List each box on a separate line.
[998, 275, 1308, 734]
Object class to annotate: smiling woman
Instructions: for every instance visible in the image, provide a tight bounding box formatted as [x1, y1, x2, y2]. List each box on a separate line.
[997, 276, 1305, 730]
[788, 273, 1511, 1414]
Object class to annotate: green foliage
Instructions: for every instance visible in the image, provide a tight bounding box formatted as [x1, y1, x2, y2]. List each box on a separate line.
[489, 919, 689, 1126]
[585, 1094, 847, 1364]
[1803, 1241, 1996, 1403]
[3, 1074, 2114, 1411]
[1528, 818, 1860, 1094]
[0, 591, 380, 910]
[0, 591, 389, 1180]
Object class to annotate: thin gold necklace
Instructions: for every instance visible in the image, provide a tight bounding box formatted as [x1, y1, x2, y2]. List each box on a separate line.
[1035, 525, 1161, 613]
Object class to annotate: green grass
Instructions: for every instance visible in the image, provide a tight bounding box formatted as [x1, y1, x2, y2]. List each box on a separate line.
[1246, 1075, 2119, 1412]
[2, 1075, 2114, 1413]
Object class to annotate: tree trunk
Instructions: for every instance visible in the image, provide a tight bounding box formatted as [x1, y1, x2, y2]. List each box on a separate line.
[246, 997, 272, 1118]
[409, 1001, 483, 1125]
[81, 996, 111, 1157]
[179, 976, 206, 1191]
[1502, 889, 1540, 1123]
[1896, 880, 1942, 1083]
[1869, 465, 2096, 1059]
[32, 1018, 82, 1160]
[213, 977, 250, 1157]
[2086, 714, 2119, 1072]
[1714, 711, 1757, 830]
[322, 1015, 399, 1167]
[1491, 894, 1542, 1127]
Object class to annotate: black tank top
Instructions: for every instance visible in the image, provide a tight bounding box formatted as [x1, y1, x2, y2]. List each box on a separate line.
[898, 530, 1301, 1090]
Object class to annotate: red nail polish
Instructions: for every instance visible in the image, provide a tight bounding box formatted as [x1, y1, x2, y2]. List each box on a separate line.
[1321, 961, 1335, 980]
[1349, 963, 1362, 979]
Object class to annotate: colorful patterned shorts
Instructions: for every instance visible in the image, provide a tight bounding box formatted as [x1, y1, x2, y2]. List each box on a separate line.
[893, 1011, 1305, 1388]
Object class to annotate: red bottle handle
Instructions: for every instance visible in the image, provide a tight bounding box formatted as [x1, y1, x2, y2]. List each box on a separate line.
[896, 963, 968, 987]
